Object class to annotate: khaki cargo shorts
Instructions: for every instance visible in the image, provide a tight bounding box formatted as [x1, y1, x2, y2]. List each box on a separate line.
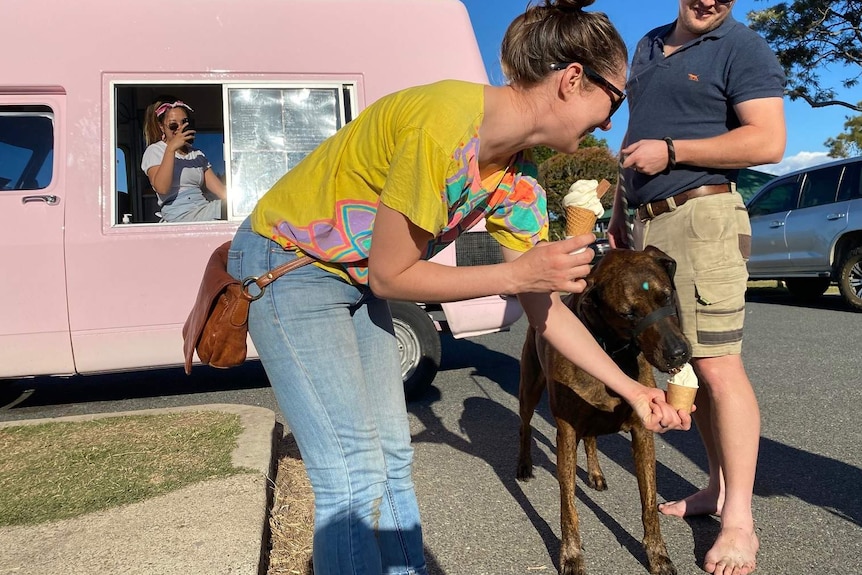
[633, 191, 751, 357]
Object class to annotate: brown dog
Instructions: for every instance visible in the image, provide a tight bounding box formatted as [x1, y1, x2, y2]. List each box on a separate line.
[516, 246, 691, 575]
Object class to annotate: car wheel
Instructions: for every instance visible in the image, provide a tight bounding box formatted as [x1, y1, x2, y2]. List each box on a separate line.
[783, 277, 831, 301]
[837, 246, 862, 312]
[389, 301, 442, 401]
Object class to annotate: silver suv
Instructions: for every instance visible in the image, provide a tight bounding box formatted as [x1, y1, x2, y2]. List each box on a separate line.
[746, 156, 862, 311]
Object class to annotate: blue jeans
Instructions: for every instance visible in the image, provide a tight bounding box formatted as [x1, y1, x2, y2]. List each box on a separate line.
[229, 220, 426, 575]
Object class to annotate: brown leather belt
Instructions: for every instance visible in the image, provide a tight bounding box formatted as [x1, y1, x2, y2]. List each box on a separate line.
[636, 183, 733, 222]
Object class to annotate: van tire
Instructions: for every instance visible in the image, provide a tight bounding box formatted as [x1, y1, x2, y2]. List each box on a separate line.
[783, 278, 830, 301]
[389, 301, 442, 401]
[837, 246, 862, 311]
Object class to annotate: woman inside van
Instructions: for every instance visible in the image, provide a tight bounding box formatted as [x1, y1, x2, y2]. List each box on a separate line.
[228, 1, 692, 573]
[141, 97, 227, 222]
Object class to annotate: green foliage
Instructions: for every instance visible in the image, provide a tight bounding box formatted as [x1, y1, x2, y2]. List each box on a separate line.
[825, 105, 862, 157]
[530, 134, 609, 167]
[531, 145, 557, 166]
[748, 1, 861, 112]
[538, 146, 619, 240]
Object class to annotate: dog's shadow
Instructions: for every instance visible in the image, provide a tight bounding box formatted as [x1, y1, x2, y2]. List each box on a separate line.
[411, 334, 862, 573]
[410, 335, 710, 572]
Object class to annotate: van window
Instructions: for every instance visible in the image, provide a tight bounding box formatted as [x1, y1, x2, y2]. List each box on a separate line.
[113, 82, 354, 224]
[747, 177, 799, 217]
[0, 107, 54, 191]
[799, 165, 842, 208]
[225, 85, 353, 219]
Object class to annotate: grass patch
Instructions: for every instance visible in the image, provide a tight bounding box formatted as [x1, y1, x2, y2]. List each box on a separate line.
[0, 411, 251, 527]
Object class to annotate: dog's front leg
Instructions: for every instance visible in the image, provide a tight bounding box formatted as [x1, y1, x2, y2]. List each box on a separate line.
[630, 424, 676, 575]
[556, 417, 586, 575]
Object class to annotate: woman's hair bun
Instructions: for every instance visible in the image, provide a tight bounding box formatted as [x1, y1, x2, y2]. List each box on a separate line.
[551, 0, 596, 12]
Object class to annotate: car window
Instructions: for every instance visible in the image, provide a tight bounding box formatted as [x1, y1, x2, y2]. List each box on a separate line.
[0, 107, 54, 191]
[747, 177, 799, 217]
[837, 161, 861, 202]
[799, 165, 842, 208]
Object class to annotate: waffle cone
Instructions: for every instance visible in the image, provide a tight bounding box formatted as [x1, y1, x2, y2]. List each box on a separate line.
[666, 383, 698, 413]
[565, 206, 598, 237]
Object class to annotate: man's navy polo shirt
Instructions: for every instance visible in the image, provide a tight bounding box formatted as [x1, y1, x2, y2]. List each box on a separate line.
[622, 15, 785, 207]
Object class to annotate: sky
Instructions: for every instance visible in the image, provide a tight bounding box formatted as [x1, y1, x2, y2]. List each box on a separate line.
[460, 0, 859, 175]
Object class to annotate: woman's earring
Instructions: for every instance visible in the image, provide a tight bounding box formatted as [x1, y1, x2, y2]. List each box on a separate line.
[161, 132, 166, 141]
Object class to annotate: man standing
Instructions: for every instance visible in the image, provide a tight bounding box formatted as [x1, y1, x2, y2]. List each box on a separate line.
[608, 1, 785, 574]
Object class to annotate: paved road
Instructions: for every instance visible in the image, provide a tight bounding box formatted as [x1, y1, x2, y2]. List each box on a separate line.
[2, 289, 860, 575]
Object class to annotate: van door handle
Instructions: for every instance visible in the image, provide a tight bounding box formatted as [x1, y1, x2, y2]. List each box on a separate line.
[22, 195, 59, 205]
[826, 213, 845, 220]
[769, 221, 785, 228]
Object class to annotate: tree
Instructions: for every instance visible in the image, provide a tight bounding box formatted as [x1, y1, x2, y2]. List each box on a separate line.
[749, 1, 862, 157]
[538, 146, 619, 240]
[824, 105, 862, 157]
[748, 1, 861, 113]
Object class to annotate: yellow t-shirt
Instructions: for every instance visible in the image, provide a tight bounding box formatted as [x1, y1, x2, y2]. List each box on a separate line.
[250, 80, 548, 284]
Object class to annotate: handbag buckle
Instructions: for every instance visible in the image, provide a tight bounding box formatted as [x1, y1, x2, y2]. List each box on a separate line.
[241, 276, 266, 301]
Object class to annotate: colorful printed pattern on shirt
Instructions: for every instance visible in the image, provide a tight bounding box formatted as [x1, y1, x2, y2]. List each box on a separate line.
[428, 144, 547, 259]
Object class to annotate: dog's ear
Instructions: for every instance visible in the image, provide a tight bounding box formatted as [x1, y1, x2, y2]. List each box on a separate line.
[576, 277, 601, 324]
[644, 245, 677, 282]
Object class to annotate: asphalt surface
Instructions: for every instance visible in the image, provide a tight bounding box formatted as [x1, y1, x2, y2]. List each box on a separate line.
[1, 288, 860, 574]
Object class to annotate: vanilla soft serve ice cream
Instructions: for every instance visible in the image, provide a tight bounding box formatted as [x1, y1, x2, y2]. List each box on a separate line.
[563, 179, 609, 239]
[666, 363, 698, 412]
[563, 180, 605, 217]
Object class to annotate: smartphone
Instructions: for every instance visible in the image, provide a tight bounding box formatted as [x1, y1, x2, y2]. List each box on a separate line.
[183, 117, 196, 142]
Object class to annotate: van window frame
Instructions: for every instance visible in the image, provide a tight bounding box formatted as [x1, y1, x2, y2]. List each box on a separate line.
[108, 78, 358, 230]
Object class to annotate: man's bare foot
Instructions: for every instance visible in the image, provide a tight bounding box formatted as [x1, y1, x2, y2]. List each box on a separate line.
[658, 488, 723, 517]
[704, 525, 759, 575]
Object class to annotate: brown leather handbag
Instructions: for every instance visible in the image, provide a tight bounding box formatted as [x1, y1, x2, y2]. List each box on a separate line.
[182, 241, 313, 374]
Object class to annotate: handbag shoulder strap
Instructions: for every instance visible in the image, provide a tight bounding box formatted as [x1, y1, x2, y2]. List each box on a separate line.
[241, 254, 314, 300]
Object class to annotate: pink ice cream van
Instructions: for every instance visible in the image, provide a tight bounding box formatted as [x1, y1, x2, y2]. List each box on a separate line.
[0, 0, 523, 399]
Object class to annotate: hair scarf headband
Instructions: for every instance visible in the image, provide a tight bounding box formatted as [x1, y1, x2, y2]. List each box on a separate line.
[155, 100, 194, 117]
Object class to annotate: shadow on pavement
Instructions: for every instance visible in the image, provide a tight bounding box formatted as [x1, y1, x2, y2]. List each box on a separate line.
[0, 361, 270, 414]
[414, 331, 861, 571]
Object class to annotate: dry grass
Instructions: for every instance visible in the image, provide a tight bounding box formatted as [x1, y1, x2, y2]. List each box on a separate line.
[0, 412, 248, 527]
[267, 434, 315, 575]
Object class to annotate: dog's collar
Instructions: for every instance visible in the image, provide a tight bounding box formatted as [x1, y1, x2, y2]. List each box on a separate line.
[597, 336, 634, 359]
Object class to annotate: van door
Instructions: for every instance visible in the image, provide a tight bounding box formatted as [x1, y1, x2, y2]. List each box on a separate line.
[0, 94, 74, 377]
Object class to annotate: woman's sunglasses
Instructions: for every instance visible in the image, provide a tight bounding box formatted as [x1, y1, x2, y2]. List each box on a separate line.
[168, 117, 195, 132]
[549, 62, 627, 120]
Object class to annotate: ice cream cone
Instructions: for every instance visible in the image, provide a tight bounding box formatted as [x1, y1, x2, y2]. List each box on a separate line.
[666, 383, 698, 413]
[665, 363, 698, 413]
[565, 205, 598, 237]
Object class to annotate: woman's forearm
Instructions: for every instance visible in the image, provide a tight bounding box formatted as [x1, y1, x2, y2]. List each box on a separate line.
[517, 292, 644, 405]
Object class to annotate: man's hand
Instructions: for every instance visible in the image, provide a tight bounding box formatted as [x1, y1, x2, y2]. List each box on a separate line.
[620, 139, 671, 176]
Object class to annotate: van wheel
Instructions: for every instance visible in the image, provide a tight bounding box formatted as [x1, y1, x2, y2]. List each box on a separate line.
[837, 246, 862, 311]
[389, 301, 442, 401]
[784, 278, 830, 301]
